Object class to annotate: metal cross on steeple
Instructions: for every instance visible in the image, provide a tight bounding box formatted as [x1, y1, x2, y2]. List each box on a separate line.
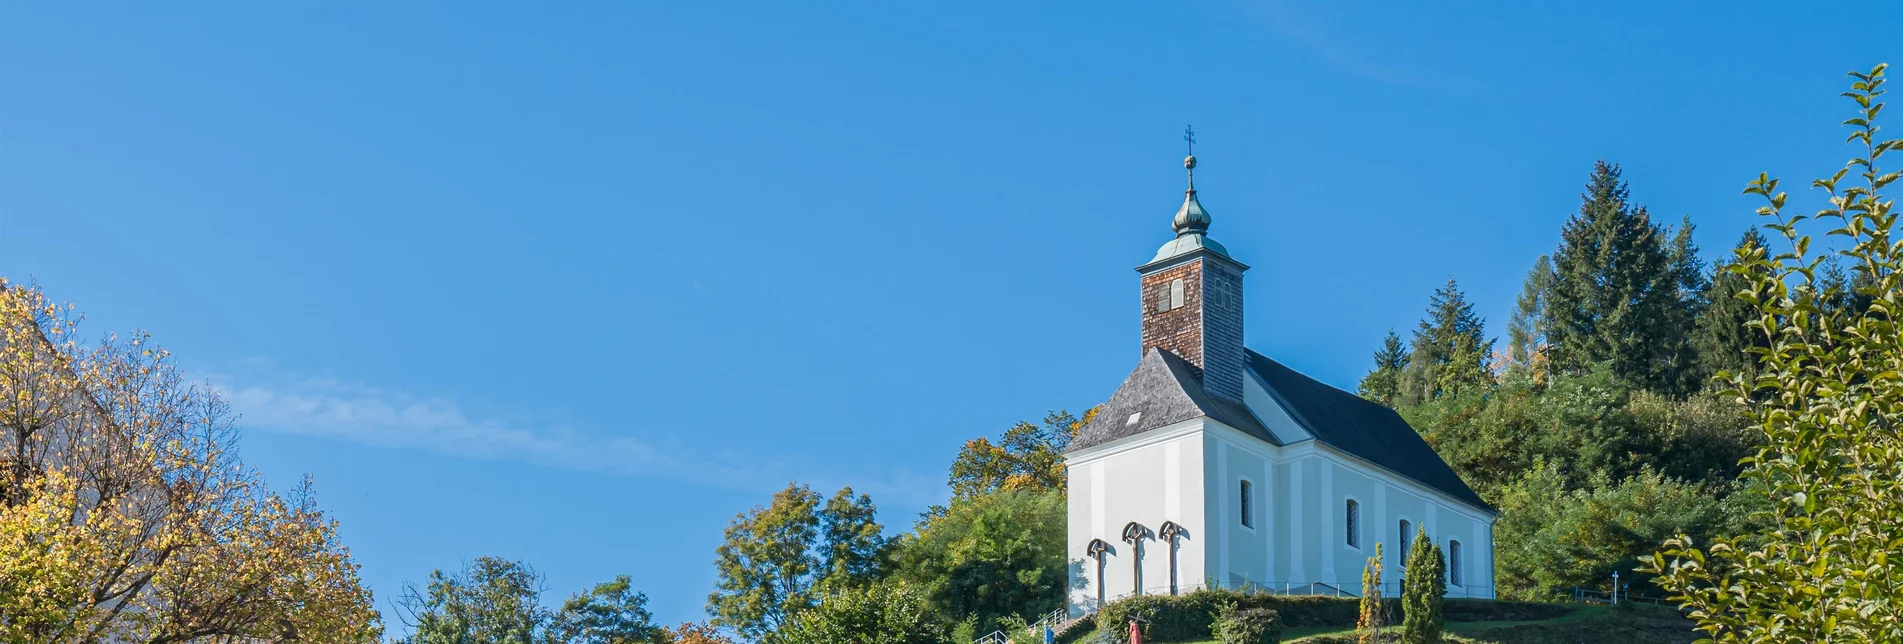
[1182, 125, 1198, 190]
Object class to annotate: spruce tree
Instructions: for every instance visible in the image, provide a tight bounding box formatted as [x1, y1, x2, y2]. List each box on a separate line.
[1543, 161, 1689, 392]
[1358, 331, 1411, 407]
[1660, 216, 1709, 392]
[1691, 229, 1769, 387]
[1399, 528, 1444, 644]
[1505, 256, 1554, 383]
[1399, 279, 1495, 403]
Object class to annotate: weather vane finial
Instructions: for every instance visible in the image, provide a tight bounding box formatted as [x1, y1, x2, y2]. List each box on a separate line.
[1184, 125, 1196, 156]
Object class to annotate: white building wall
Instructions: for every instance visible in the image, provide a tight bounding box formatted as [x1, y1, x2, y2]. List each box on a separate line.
[1069, 418, 1497, 613]
[1067, 419, 1208, 613]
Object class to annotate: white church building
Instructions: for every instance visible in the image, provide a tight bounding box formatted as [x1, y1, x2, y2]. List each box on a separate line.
[1066, 147, 1496, 612]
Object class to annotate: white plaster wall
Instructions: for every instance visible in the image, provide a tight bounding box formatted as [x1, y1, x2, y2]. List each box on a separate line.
[1320, 456, 1497, 599]
[1067, 420, 1207, 612]
[1070, 418, 1499, 611]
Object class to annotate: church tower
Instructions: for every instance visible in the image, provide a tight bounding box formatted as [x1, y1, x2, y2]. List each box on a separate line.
[1136, 130, 1248, 402]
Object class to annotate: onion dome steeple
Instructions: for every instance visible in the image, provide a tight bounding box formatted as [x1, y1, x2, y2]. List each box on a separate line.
[1174, 150, 1210, 235]
[1143, 126, 1241, 268]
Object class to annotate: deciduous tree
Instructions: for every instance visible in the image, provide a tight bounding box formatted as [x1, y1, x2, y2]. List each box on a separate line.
[894, 490, 1068, 635]
[707, 482, 890, 640]
[0, 280, 380, 643]
[1647, 63, 1903, 643]
[944, 409, 1094, 504]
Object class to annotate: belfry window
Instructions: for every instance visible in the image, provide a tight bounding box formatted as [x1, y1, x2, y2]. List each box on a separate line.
[1170, 279, 1185, 309]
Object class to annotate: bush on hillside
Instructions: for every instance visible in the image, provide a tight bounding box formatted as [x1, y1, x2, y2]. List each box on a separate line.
[1095, 589, 1358, 642]
[1212, 601, 1282, 644]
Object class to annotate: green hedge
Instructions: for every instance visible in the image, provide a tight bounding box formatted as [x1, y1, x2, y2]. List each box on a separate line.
[1089, 591, 1577, 642]
[1094, 590, 1357, 642]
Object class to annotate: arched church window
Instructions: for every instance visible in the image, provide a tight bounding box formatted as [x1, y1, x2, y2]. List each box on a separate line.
[1238, 479, 1253, 528]
[1399, 519, 1413, 566]
[1345, 499, 1360, 548]
[1170, 279, 1186, 309]
[1449, 540, 1463, 586]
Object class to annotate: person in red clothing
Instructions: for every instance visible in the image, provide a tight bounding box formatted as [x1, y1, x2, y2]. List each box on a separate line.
[1128, 619, 1142, 644]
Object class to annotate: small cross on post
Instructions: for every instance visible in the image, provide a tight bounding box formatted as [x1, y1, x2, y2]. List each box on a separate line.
[1183, 125, 1196, 155]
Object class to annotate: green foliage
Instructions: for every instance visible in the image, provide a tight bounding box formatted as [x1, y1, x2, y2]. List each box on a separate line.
[1357, 544, 1390, 644]
[1358, 330, 1411, 407]
[1095, 589, 1360, 641]
[398, 558, 666, 644]
[1645, 63, 1903, 643]
[820, 487, 888, 591]
[1543, 160, 1697, 393]
[707, 482, 889, 640]
[549, 576, 668, 644]
[398, 557, 547, 644]
[1398, 279, 1496, 403]
[1691, 229, 1773, 390]
[1504, 256, 1555, 383]
[1212, 601, 1283, 644]
[766, 579, 950, 644]
[944, 409, 1093, 506]
[1491, 465, 1727, 601]
[894, 489, 1068, 635]
[1400, 528, 1445, 644]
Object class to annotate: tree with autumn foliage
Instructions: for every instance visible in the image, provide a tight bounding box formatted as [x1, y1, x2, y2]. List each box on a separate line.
[0, 279, 381, 643]
[943, 408, 1095, 504]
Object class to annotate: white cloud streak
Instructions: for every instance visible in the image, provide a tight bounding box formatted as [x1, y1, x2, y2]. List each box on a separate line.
[214, 367, 945, 509]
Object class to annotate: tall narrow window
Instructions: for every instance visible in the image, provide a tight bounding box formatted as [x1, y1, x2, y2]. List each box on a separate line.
[1238, 480, 1253, 528]
[1345, 499, 1360, 548]
[1449, 540, 1463, 586]
[1156, 283, 1172, 311]
[1399, 520, 1413, 566]
[1169, 278, 1186, 309]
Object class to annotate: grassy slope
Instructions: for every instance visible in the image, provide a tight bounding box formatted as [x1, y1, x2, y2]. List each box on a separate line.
[1179, 604, 1697, 644]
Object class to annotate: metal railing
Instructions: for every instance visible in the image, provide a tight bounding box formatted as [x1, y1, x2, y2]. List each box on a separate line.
[1078, 579, 1500, 608]
[973, 607, 1069, 644]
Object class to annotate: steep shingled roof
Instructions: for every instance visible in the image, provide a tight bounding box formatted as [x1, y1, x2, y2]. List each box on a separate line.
[1245, 349, 1493, 512]
[1070, 348, 1279, 452]
[1066, 346, 1492, 514]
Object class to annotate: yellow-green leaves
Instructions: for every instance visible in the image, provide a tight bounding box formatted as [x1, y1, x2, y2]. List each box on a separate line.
[1643, 62, 1903, 644]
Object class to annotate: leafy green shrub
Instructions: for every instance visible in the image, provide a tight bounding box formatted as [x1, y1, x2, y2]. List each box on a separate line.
[1211, 601, 1282, 644]
[1644, 62, 1903, 644]
[1094, 589, 1358, 642]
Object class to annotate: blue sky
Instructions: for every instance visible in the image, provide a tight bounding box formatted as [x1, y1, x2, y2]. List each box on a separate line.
[2, 1, 1896, 630]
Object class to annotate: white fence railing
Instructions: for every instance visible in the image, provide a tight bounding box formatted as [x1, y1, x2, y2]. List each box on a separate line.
[973, 607, 1069, 644]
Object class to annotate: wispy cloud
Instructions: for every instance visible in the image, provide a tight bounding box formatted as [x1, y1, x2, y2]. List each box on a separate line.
[215, 365, 945, 509]
[1251, 0, 1436, 88]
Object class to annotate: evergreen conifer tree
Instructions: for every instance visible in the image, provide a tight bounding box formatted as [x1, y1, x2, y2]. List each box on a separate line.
[1660, 216, 1709, 392]
[1544, 161, 1689, 392]
[1399, 528, 1444, 644]
[1399, 279, 1495, 403]
[1358, 331, 1411, 407]
[1691, 229, 1770, 387]
[1505, 256, 1554, 383]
